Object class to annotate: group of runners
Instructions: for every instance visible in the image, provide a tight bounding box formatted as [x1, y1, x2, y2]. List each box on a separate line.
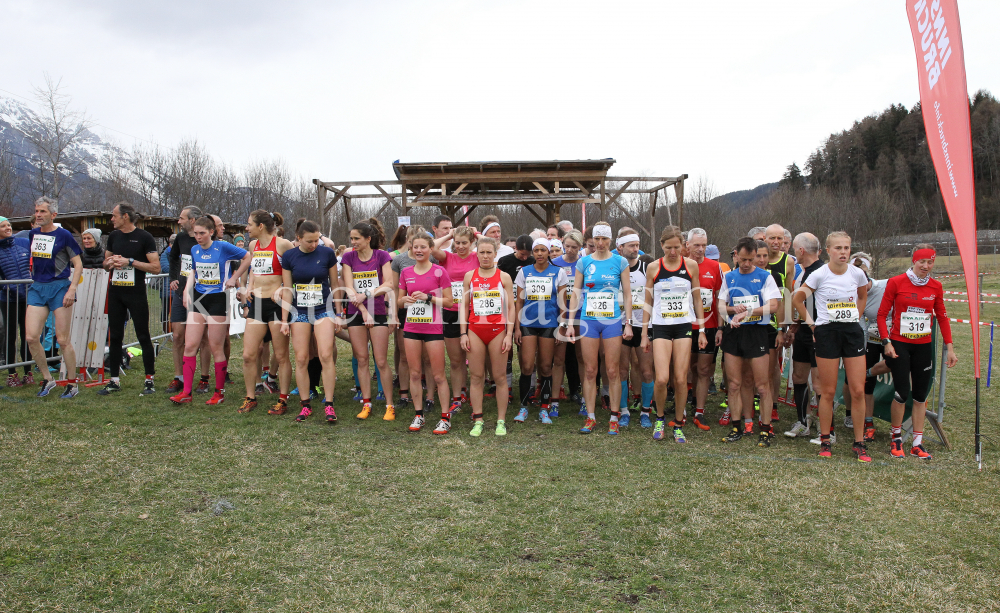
[0, 197, 959, 461]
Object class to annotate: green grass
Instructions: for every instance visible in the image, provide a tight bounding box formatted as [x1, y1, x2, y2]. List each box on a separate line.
[2, 271, 1000, 611]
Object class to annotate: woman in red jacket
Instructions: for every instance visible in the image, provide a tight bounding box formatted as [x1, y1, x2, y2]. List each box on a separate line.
[876, 244, 958, 459]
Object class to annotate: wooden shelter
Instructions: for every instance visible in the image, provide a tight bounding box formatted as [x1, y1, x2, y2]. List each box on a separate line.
[313, 160, 687, 248]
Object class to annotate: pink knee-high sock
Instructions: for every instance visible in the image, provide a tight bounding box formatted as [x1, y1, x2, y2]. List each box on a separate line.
[214, 360, 227, 392]
[183, 356, 197, 396]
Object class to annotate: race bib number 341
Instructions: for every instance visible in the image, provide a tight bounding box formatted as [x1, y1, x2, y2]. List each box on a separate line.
[196, 262, 221, 285]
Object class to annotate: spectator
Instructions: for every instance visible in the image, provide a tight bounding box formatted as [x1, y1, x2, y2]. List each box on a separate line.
[80, 228, 105, 269]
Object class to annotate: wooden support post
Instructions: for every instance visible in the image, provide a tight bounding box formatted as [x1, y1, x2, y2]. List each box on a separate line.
[650, 190, 658, 255]
[600, 179, 606, 221]
[401, 183, 408, 217]
[316, 184, 327, 230]
[674, 177, 685, 230]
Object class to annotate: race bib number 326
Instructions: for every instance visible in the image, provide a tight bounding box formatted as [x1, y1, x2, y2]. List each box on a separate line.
[585, 292, 616, 318]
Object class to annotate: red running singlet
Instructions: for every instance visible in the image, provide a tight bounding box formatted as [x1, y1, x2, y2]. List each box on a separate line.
[468, 267, 506, 344]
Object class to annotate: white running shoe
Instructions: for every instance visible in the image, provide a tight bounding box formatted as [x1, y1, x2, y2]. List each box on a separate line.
[432, 419, 451, 435]
[408, 415, 425, 432]
[784, 421, 808, 438]
[809, 432, 837, 445]
[844, 415, 853, 428]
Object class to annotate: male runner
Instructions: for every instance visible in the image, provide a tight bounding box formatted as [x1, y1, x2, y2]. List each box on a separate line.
[432, 215, 453, 251]
[764, 224, 794, 422]
[784, 232, 823, 438]
[687, 228, 723, 429]
[165, 205, 202, 394]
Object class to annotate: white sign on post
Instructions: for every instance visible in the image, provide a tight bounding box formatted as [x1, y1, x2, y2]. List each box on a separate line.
[397, 216, 411, 227]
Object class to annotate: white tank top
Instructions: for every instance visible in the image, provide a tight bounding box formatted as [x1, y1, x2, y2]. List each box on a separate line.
[651, 258, 695, 326]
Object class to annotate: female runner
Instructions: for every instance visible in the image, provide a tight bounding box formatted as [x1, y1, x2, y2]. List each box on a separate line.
[640, 226, 707, 442]
[341, 218, 395, 421]
[551, 230, 585, 415]
[398, 234, 454, 434]
[565, 222, 632, 435]
[170, 216, 251, 405]
[513, 238, 568, 424]
[391, 226, 436, 407]
[460, 237, 516, 436]
[278, 220, 342, 423]
[877, 244, 958, 459]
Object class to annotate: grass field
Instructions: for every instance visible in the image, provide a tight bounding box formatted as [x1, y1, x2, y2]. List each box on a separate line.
[2, 270, 1000, 612]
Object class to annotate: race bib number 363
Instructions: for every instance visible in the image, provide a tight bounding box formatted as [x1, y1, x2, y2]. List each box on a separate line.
[31, 235, 55, 259]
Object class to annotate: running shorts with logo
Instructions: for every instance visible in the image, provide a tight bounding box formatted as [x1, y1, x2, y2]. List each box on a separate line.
[282, 244, 339, 323]
[649, 257, 697, 343]
[803, 264, 868, 360]
[577, 253, 628, 340]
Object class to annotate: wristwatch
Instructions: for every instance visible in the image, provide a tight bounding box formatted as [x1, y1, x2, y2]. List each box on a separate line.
[881, 338, 891, 346]
[128, 258, 134, 266]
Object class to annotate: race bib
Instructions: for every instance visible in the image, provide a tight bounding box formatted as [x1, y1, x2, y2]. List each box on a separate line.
[733, 295, 761, 323]
[31, 235, 55, 259]
[352, 270, 378, 295]
[827, 301, 859, 323]
[295, 283, 323, 307]
[901, 311, 931, 339]
[407, 300, 432, 323]
[585, 292, 616, 318]
[525, 277, 552, 301]
[251, 250, 274, 275]
[630, 287, 645, 311]
[196, 262, 221, 286]
[473, 290, 502, 316]
[111, 266, 135, 287]
[659, 292, 690, 318]
[180, 254, 193, 277]
[451, 281, 464, 302]
[700, 289, 713, 311]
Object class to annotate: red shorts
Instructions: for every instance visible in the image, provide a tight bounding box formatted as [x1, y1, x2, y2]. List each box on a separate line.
[469, 323, 506, 346]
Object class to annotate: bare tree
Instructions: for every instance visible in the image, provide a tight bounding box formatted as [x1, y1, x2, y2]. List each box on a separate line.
[23, 74, 93, 199]
[0, 141, 21, 216]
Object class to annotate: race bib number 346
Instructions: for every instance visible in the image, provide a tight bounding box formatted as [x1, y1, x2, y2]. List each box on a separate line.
[111, 266, 135, 287]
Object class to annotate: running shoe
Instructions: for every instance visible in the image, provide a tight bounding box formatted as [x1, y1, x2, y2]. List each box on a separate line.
[693, 416, 711, 431]
[357, 402, 372, 420]
[719, 409, 731, 426]
[495, 420, 507, 436]
[254, 382, 268, 396]
[408, 415, 425, 432]
[722, 426, 743, 443]
[397, 396, 411, 408]
[819, 442, 832, 458]
[640, 413, 653, 428]
[844, 415, 853, 428]
[608, 421, 620, 435]
[653, 419, 666, 440]
[853, 442, 872, 462]
[601, 395, 610, 412]
[448, 399, 462, 417]
[269, 399, 288, 415]
[708, 381, 718, 395]
[460, 390, 469, 405]
[195, 379, 210, 394]
[630, 397, 642, 412]
[578, 406, 588, 417]
[514, 407, 529, 423]
[810, 432, 837, 445]
[784, 421, 808, 438]
[37, 379, 58, 397]
[6, 374, 21, 388]
[97, 380, 122, 396]
[668, 418, 687, 428]
[295, 405, 312, 422]
[60, 385, 78, 399]
[169, 393, 192, 404]
[238, 397, 257, 414]
[548, 403, 559, 418]
[325, 404, 337, 423]
[433, 419, 451, 435]
[225, 372, 234, 385]
[673, 427, 686, 443]
[864, 424, 876, 443]
[743, 421, 753, 435]
[206, 391, 225, 405]
[290, 386, 298, 395]
[375, 390, 385, 402]
[758, 431, 774, 448]
[889, 439, 904, 458]
[264, 380, 278, 394]
[383, 405, 396, 421]
[21, 373, 35, 386]
[753, 396, 760, 412]
[719, 398, 728, 409]
[539, 410, 552, 425]
[140, 380, 156, 396]
[771, 407, 780, 422]
[579, 418, 597, 434]
[352, 387, 363, 402]
[910, 444, 932, 459]
[470, 420, 484, 437]
[619, 413, 631, 428]
[571, 392, 584, 405]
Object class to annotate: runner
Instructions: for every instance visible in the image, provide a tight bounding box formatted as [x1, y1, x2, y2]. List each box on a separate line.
[497, 235, 533, 402]
[461, 237, 516, 436]
[718, 237, 781, 447]
[513, 237, 568, 425]
[851, 252, 888, 442]
[341, 218, 396, 421]
[24, 197, 83, 399]
[791, 231, 871, 461]
[640, 226, 706, 442]
[877, 244, 958, 459]
[565, 221, 632, 435]
[783, 232, 823, 439]
[165, 206, 202, 394]
[278, 220, 341, 422]
[548, 240, 563, 258]
[237, 210, 294, 415]
[170, 216, 251, 405]
[687, 228, 723, 430]
[430, 225, 479, 414]
[398, 233, 454, 434]
[390, 225, 436, 409]
[764, 224, 794, 423]
[480, 215, 515, 258]
[432, 215, 453, 251]
[551, 230, 584, 415]
[616, 229, 654, 428]
[98, 203, 160, 397]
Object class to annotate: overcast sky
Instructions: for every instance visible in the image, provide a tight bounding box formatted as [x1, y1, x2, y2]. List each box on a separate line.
[2, 0, 998, 194]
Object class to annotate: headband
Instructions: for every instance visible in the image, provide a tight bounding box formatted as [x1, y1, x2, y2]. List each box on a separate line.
[592, 225, 612, 239]
[0, 216, 8, 224]
[482, 222, 500, 235]
[532, 237, 551, 251]
[549, 240, 562, 250]
[616, 233, 640, 248]
[854, 257, 871, 270]
[912, 248, 936, 263]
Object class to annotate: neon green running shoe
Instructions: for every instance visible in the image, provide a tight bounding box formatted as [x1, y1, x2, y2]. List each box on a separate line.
[495, 420, 507, 436]
[470, 420, 484, 437]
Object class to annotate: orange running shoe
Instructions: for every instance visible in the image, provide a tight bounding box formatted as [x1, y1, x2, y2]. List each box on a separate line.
[889, 439, 905, 458]
[693, 416, 711, 431]
[819, 442, 832, 458]
[269, 398, 288, 415]
[910, 444, 932, 459]
[864, 424, 876, 443]
[743, 421, 753, 435]
[206, 391, 225, 405]
[238, 397, 257, 414]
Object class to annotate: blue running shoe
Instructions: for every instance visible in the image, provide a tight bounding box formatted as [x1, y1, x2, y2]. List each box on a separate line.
[60, 384, 79, 399]
[549, 402, 559, 418]
[579, 417, 597, 434]
[578, 406, 588, 417]
[619, 413, 631, 427]
[653, 419, 666, 440]
[640, 413, 653, 428]
[352, 387, 363, 402]
[673, 427, 687, 443]
[375, 390, 385, 402]
[539, 410, 553, 425]
[290, 386, 299, 395]
[37, 379, 58, 397]
[514, 407, 529, 423]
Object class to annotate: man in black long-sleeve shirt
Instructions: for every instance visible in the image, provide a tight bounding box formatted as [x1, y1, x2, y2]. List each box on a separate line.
[496, 235, 533, 397]
[164, 206, 201, 394]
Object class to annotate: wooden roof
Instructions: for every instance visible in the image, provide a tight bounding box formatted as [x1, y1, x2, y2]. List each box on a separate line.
[5, 210, 245, 240]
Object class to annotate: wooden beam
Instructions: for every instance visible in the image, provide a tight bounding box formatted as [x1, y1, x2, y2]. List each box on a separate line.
[573, 181, 591, 197]
[415, 184, 434, 200]
[612, 199, 649, 237]
[452, 183, 468, 196]
[323, 184, 350, 213]
[316, 184, 327, 230]
[650, 189, 658, 254]
[532, 181, 549, 194]
[554, 181, 559, 194]
[674, 177, 685, 230]
[441, 183, 447, 197]
[523, 204, 547, 226]
[454, 205, 479, 226]
[373, 183, 402, 212]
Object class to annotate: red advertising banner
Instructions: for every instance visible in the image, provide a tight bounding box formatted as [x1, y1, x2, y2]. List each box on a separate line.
[906, 0, 980, 376]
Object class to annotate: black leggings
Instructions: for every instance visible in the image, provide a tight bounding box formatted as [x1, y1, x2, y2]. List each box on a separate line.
[564, 341, 581, 396]
[108, 291, 156, 377]
[885, 340, 934, 403]
[3, 299, 29, 375]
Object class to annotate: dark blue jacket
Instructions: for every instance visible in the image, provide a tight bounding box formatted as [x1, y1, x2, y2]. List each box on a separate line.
[0, 236, 31, 301]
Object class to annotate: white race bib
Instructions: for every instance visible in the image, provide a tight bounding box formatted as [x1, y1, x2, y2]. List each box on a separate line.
[525, 277, 553, 301]
[733, 295, 761, 323]
[700, 289, 713, 311]
[451, 281, 464, 302]
[901, 311, 931, 339]
[473, 290, 502, 316]
[196, 262, 221, 285]
[111, 266, 135, 287]
[585, 292, 616, 318]
[295, 283, 323, 307]
[352, 270, 378, 295]
[827, 301, 859, 323]
[659, 292, 690, 318]
[251, 250, 275, 275]
[407, 300, 432, 323]
[180, 254, 193, 277]
[31, 235, 55, 259]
